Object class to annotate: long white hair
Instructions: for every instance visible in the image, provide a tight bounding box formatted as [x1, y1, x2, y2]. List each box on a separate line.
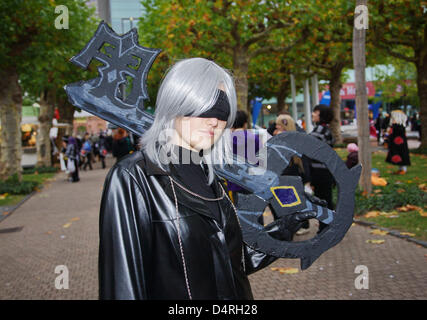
[140, 57, 237, 184]
[391, 110, 407, 126]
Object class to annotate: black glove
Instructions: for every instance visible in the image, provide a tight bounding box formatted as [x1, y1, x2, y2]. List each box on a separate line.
[305, 193, 328, 207]
[265, 211, 317, 241]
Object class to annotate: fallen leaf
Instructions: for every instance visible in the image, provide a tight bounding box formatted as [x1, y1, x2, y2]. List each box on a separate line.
[379, 211, 396, 216]
[62, 223, 72, 228]
[370, 229, 389, 236]
[400, 232, 416, 237]
[70, 217, 80, 222]
[0, 193, 8, 200]
[406, 205, 422, 211]
[366, 239, 385, 244]
[46, 231, 52, 235]
[396, 206, 409, 212]
[2, 211, 9, 216]
[279, 267, 299, 274]
[373, 189, 382, 194]
[419, 211, 427, 217]
[270, 267, 279, 271]
[365, 211, 380, 218]
[396, 188, 405, 193]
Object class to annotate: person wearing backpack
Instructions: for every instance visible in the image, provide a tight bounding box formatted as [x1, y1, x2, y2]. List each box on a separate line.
[82, 134, 93, 171]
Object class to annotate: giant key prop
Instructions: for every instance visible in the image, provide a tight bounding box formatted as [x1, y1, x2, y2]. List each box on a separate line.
[65, 22, 361, 270]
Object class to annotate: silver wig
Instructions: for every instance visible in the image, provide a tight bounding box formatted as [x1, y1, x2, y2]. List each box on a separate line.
[140, 57, 237, 184]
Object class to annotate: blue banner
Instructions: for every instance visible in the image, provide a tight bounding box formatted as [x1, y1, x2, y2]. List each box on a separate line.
[251, 97, 263, 127]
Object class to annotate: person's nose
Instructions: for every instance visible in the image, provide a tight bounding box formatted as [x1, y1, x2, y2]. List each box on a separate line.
[206, 117, 218, 127]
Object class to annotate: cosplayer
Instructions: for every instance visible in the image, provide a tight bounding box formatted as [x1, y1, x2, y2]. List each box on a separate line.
[385, 110, 411, 174]
[98, 58, 315, 300]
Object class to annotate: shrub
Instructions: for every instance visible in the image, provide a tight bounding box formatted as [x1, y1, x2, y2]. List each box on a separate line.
[353, 183, 427, 216]
[0, 174, 40, 195]
[23, 166, 58, 175]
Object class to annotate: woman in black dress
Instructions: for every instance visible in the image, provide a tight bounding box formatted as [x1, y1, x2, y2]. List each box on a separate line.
[385, 110, 411, 174]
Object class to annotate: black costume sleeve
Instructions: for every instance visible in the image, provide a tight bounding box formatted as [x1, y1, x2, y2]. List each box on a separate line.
[98, 165, 150, 300]
[243, 245, 278, 275]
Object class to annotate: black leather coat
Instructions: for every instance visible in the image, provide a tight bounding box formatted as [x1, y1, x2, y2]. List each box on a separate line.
[98, 150, 278, 300]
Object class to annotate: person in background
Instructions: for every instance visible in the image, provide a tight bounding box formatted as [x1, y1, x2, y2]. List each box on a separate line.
[274, 114, 312, 236]
[375, 109, 384, 145]
[227, 110, 261, 204]
[91, 133, 100, 164]
[345, 143, 359, 169]
[267, 119, 276, 136]
[112, 128, 131, 163]
[310, 104, 335, 233]
[97, 132, 107, 169]
[385, 110, 411, 174]
[63, 136, 80, 183]
[82, 134, 93, 171]
[276, 111, 305, 133]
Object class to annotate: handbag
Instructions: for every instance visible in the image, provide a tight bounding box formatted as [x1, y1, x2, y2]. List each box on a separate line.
[67, 158, 76, 173]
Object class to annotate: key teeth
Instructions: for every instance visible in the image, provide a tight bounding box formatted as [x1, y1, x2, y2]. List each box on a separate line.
[300, 256, 314, 270]
[351, 164, 362, 182]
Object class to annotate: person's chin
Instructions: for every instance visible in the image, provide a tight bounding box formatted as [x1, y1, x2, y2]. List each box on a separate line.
[192, 138, 214, 151]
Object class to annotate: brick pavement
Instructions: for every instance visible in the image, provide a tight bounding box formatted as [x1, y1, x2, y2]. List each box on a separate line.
[1, 155, 426, 300]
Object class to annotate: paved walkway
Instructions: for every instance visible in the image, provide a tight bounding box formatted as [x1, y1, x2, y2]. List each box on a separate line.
[1, 155, 426, 300]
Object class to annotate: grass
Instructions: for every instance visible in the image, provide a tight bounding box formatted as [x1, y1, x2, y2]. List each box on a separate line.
[0, 194, 26, 207]
[22, 172, 56, 185]
[334, 147, 427, 241]
[359, 211, 427, 242]
[0, 172, 56, 208]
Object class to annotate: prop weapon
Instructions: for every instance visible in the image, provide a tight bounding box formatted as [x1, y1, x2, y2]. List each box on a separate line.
[65, 22, 361, 270]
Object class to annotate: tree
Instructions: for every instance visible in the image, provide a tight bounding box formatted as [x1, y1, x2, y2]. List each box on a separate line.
[139, 0, 310, 114]
[353, 0, 372, 194]
[370, 0, 427, 148]
[0, 0, 97, 176]
[373, 58, 419, 112]
[20, 1, 97, 167]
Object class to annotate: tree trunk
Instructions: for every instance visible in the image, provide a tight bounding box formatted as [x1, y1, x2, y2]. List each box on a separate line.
[233, 47, 249, 114]
[353, 0, 371, 194]
[329, 64, 344, 145]
[416, 55, 427, 149]
[58, 98, 76, 135]
[0, 67, 23, 181]
[276, 79, 290, 113]
[36, 90, 55, 167]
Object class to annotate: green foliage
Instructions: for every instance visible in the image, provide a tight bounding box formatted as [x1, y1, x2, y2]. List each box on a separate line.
[23, 166, 58, 175]
[411, 147, 427, 155]
[373, 58, 419, 107]
[354, 184, 427, 216]
[138, 0, 311, 106]
[0, 0, 98, 106]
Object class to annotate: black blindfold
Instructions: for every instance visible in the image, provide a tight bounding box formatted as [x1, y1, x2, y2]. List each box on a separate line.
[187, 90, 230, 121]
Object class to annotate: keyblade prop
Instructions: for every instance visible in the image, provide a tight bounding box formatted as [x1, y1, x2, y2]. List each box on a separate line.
[65, 21, 159, 135]
[214, 132, 361, 270]
[64, 22, 361, 270]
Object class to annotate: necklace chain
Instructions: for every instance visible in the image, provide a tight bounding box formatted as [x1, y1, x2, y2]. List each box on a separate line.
[169, 176, 246, 297]
[169, 176, 225, 201]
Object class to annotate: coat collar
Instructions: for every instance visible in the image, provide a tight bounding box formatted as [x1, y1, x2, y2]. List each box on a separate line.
[142, 151, 169, 176]
[140, 151, 231, 225]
